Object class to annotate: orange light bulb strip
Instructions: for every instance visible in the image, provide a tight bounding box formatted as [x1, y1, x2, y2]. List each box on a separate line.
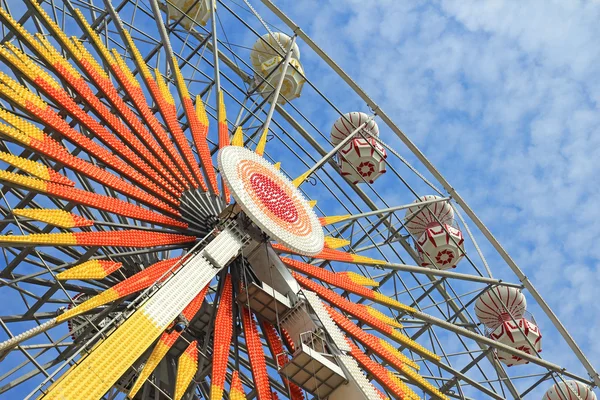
[154, 67, 206, 190]
[0, 170, 186, 228]
[29, 33, 181, 197]
[118, 28, 197, 189]
[193, 95, 220, 194]
[170, 57, 217, 192]
[0, 45, 178, 209]
[280, 327, 296, 353]
[210, 275, 234, 400]
[345, 339, 410, 400]
[109, 40, 193, 190]
[325, 305, 419, 371]
[46, 181, 184, 228]
[0, 229, 195, 248]
[67, 25, 185, 192]
[0, 110, 182, 215]
[0, 72, 180, 214]
[72, 13, 184, 187]
[261, 321, 305, 400]
[293, 274, 439, 361]
[23, 3, 187, 193]
[217, 90, 231, 203]
[241, 307, 272, 400]
[280, 257, 414, 314]
[272, 243, 384, 265]
[375, 388, 389, 400]
[73, 230, 195, 247]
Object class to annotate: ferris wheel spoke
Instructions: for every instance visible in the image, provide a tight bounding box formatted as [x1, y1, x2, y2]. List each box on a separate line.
[0, 79, 178, 211]
[0, 5, 183, 198]
[0, 112, 178, 216]
[115, 33, 197, 189]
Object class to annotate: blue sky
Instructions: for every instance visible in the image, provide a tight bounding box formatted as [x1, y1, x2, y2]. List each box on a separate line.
[254, 0, 600, 396]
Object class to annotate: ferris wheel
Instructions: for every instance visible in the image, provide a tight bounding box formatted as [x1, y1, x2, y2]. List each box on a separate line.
[0, 0, 596, 399]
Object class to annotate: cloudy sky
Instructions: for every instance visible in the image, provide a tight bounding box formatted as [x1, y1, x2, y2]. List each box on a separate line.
[262, 0, 600, 396]
[0, 0, 598, 397]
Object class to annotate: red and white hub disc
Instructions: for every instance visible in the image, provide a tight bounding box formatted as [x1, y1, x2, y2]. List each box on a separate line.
[218, 146, 324, 255]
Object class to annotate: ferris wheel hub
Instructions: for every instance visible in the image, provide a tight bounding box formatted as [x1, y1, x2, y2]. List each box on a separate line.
[218, 146, 324, 256]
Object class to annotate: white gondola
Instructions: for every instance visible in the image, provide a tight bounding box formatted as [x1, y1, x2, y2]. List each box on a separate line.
[330, 112, 379, 146]
[250, 33, 305, 104]
[166, 0, 211, 29]
[543, 380, 597, 400]
[489, 318, 542, 366]
[475, 286, 527, 330]
[338, 137, 387, 184]
[416, 222, 465, 270]
[404, 195, 454, 236]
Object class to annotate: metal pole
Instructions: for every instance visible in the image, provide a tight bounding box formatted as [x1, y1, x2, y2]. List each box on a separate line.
[294, 117, 370, 186]
[327, 196, 451, 224]
[381, 264, 522, 288]
[260, 35, 297, 135]
[210, 0, 221, 92]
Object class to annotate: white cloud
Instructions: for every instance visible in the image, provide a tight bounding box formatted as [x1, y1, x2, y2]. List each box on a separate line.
[276, 0, 600, 396]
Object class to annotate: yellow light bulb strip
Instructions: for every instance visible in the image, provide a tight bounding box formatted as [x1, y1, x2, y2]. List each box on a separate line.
[44, 252, 220, 399]
[56, 260, 122, 280]
[363, 305, 404, 329]
[323, 236, 351, 249]
[339, 271, 379, 287]
[229, 371, 247, 400]
[319, 214, 352, 226]
[13, 208, 93, 229]
[379, 340, 420, 371]
[174, 341, 199, 400]
[129, 285, 209, 398]
[255, 127, 268, 156]
[231, 126, 244, 147]
[0, 151, 73, 186]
